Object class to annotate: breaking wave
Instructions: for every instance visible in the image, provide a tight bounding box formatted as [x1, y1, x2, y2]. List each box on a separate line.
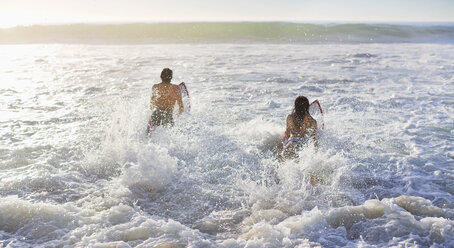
[1, 22, 454, 44]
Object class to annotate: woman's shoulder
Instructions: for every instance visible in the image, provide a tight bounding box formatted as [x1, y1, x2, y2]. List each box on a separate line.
[306, 114, 317, 124]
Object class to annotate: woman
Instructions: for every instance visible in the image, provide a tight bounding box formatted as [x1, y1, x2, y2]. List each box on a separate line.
[283, 96, 318, 154]
[282, 96, 320, 185]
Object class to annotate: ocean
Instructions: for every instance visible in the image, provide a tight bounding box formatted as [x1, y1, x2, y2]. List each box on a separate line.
[0, 23, 453, 247]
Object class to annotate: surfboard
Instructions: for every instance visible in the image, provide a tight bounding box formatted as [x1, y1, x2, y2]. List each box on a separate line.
[281, 99, 324, 151]
[179, 82, 191, 112]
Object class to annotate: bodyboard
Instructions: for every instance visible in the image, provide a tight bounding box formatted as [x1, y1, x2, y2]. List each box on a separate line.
[308, 100, 325, 130]
[179, 82, 191, 112]
[147, 118, 152, 134]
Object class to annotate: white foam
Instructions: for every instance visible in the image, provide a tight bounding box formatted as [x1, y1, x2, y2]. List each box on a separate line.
[0, 196, 75, 242]
[0, 43, 453, 247]
[121, 143, 178, 191]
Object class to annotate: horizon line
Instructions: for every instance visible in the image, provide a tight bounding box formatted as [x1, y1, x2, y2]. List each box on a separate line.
[2, 20, 454, 29]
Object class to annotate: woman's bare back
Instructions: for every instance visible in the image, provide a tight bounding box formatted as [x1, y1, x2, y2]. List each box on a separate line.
[286, 114, 317, 139]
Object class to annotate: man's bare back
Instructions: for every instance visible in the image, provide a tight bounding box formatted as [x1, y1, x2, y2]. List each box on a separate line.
[150, 82, 183, 115]
[147, 68, 183, 130]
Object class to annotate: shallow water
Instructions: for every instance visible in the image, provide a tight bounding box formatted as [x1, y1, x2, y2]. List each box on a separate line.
[0, 43, 453, 247]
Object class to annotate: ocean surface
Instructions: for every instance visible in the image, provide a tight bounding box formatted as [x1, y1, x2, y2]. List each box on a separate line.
[0, 23, 454, 247]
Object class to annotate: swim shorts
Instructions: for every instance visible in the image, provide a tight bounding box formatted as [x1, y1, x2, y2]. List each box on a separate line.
[151, 109, 174, 127]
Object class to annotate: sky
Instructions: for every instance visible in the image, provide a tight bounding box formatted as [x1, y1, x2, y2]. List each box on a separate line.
[1, 0, 454, 28]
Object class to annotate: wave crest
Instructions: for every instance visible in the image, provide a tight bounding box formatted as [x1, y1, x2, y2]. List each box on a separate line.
[1, 22, 453, 44]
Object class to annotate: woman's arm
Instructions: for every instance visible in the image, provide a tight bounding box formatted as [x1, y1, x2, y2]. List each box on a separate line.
[310, 118, 318, 145]
[286, 115, 294, 137]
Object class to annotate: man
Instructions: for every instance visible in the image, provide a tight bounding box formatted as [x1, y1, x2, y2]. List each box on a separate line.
[148, 68, 183, 131]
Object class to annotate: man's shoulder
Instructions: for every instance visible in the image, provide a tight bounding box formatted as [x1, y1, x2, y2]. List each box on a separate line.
[172, 83, 181, 91]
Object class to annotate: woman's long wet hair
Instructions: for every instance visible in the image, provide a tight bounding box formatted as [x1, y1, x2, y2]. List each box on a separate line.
[292, 96, 310, 126]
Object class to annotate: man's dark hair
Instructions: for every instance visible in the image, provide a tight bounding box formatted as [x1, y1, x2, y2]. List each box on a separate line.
[161, 68, 173, 83]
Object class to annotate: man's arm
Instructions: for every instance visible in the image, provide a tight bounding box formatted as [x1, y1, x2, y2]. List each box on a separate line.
[175, 85, 184, 116]
[150, 85, 157, 111]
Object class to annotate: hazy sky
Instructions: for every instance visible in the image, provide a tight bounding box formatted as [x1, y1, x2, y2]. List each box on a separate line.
[1, 0, 454, 27]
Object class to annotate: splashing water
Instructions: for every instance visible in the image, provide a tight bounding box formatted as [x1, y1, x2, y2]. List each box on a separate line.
[0, 43, 453, 247]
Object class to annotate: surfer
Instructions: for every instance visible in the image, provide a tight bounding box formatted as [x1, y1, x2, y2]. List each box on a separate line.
[280, 96, 320, 186]
[147, 68, 183, 132]
[282, 96, 318, 158]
